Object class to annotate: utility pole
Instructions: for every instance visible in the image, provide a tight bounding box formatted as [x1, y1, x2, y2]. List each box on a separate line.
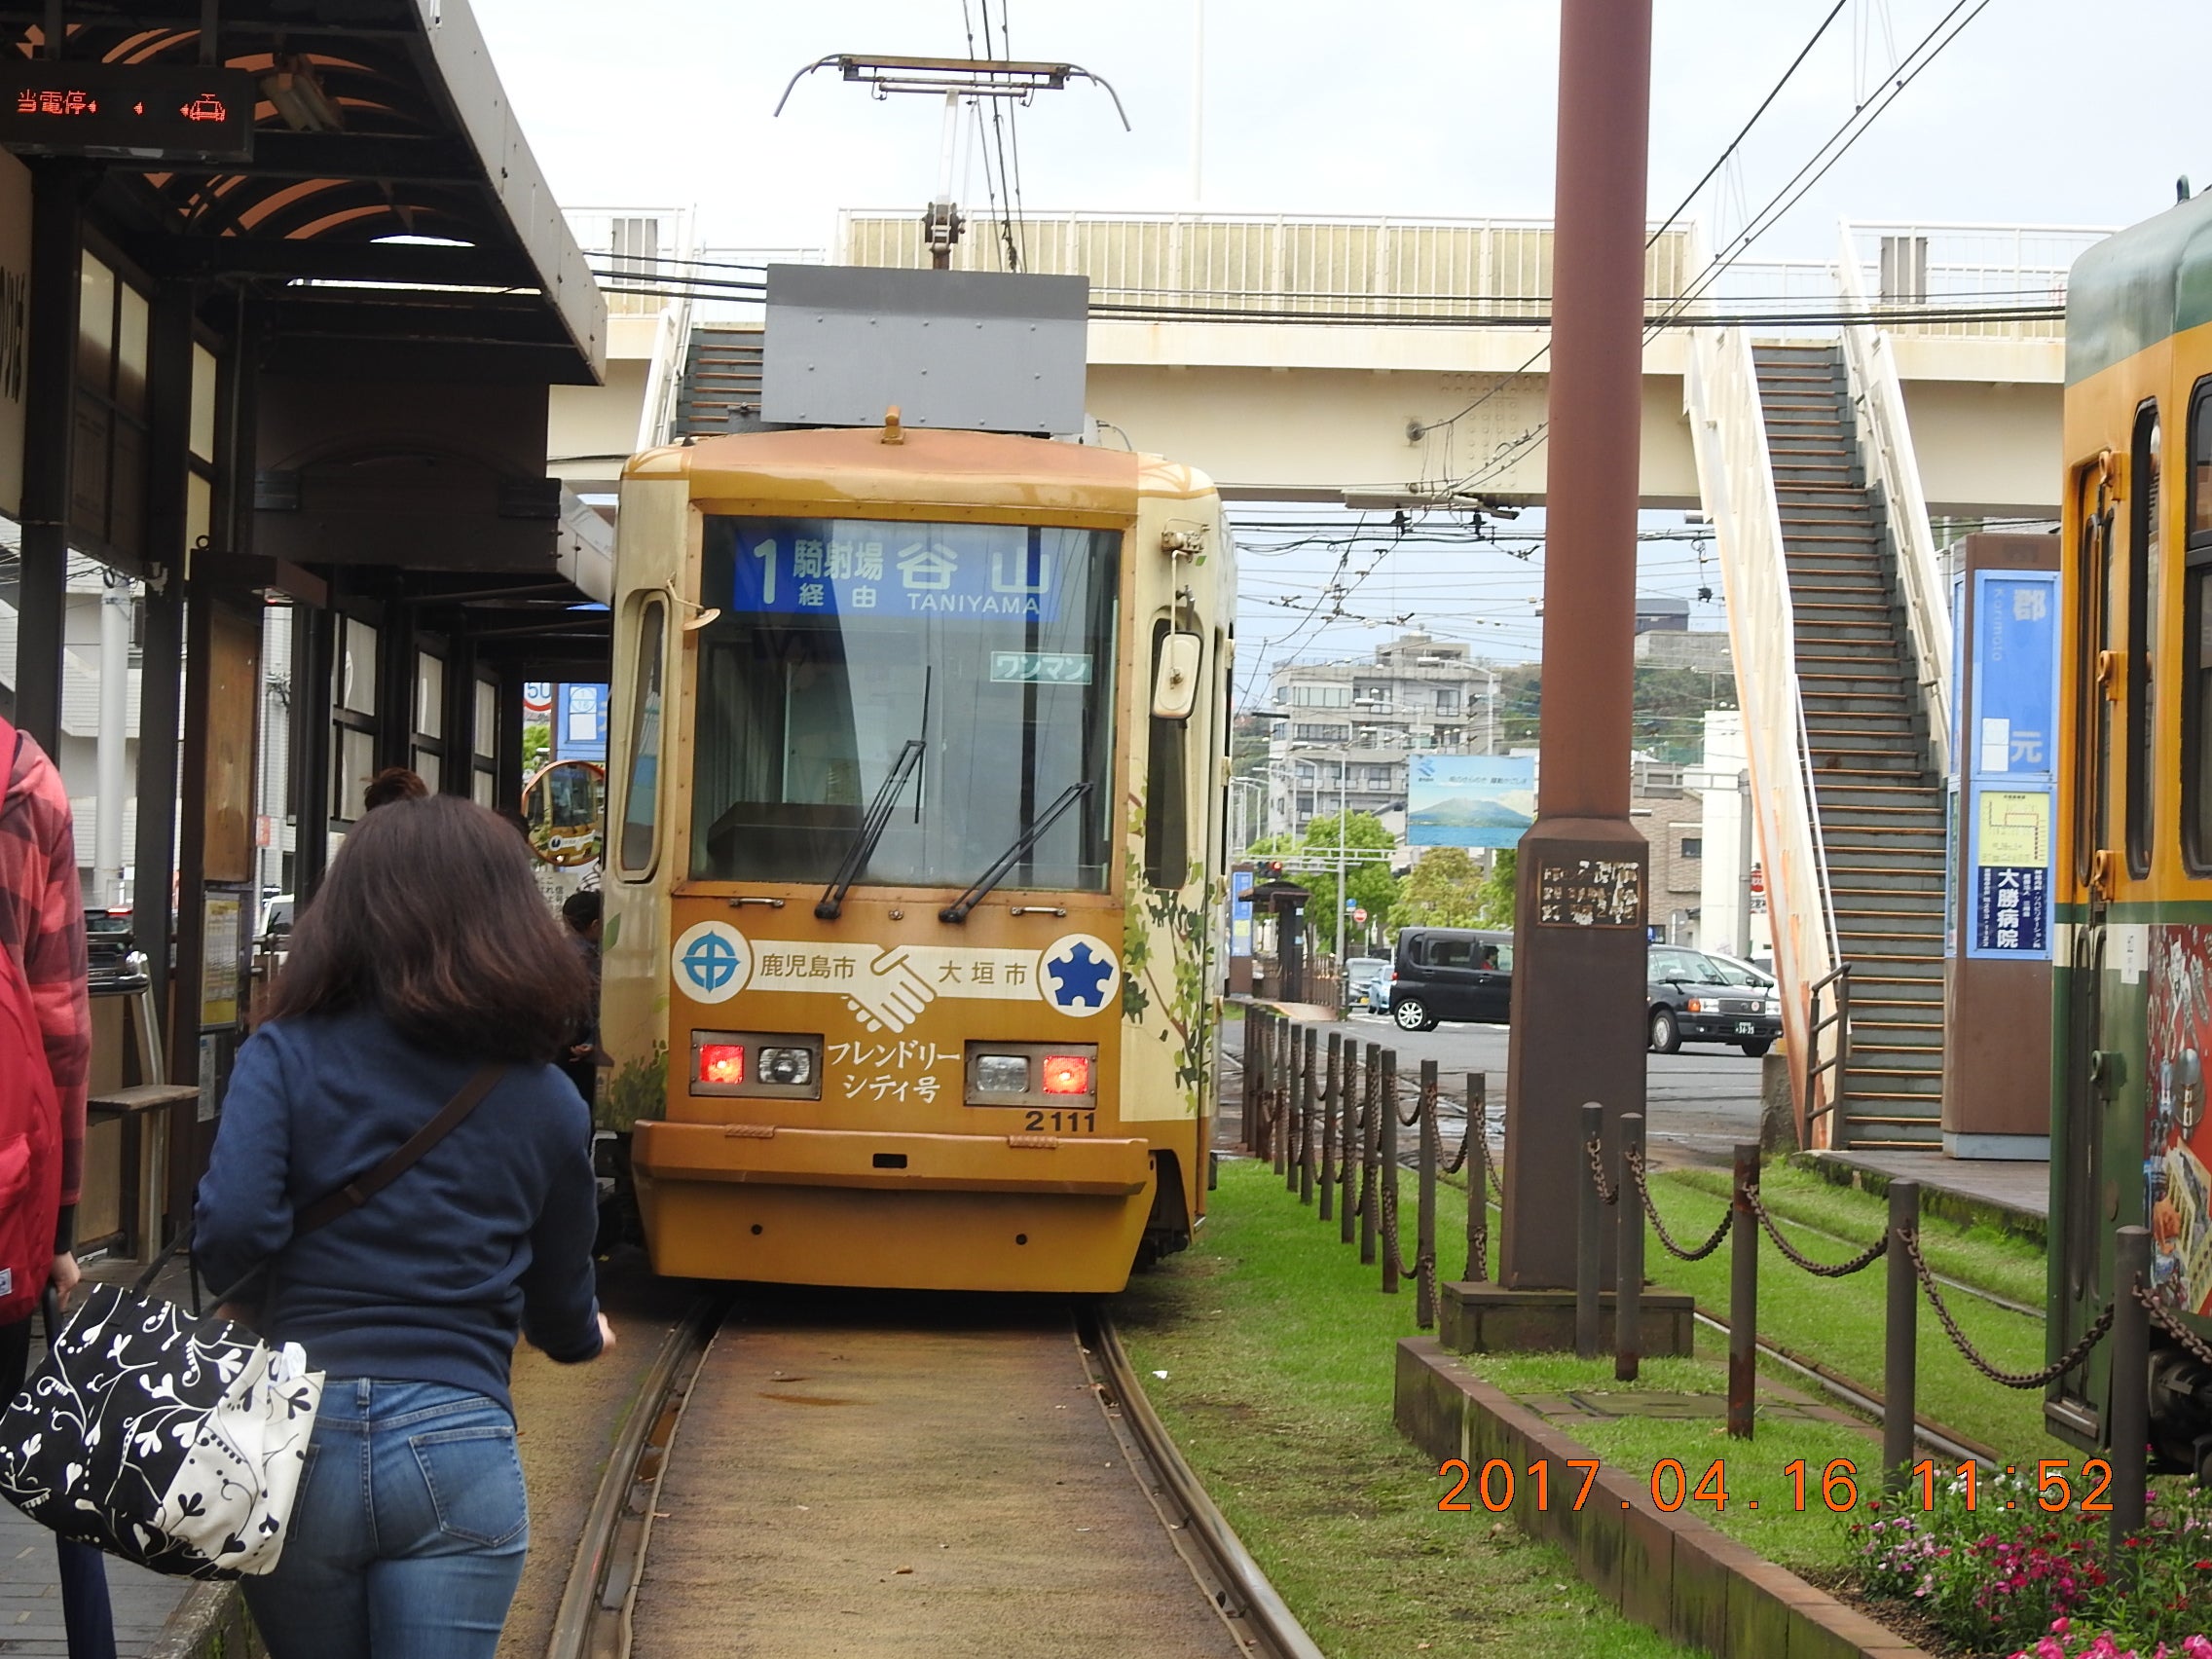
[1498, 0, 1655, 1291]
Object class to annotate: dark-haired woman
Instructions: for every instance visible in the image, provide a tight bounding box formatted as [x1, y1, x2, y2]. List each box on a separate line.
[195, 795, 611, 1659]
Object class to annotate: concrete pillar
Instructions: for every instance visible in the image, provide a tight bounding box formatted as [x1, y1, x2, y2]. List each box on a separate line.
[1499, 0, 1655, 1290]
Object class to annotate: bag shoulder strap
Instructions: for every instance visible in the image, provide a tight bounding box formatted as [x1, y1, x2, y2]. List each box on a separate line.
[293, 1063, 506, 1236]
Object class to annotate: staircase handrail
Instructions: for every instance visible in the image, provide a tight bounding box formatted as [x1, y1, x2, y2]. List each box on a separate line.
[1682, 297, 1845, 1148]
[1835, 220, 1952, 779]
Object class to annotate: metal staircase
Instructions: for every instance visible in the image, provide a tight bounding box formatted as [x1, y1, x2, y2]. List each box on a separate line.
[1753, 343, 1946, 1149]
[675, 327, 765, 439]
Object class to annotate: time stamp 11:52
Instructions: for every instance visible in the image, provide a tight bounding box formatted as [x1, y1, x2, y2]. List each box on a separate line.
[1436, 1458, 2118, 1515]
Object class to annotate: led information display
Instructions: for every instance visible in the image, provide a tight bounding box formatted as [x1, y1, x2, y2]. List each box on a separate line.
[0, 62, 255, 163]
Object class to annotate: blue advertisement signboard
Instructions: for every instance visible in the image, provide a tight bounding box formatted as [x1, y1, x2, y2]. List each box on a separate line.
[551, 682, 608, 763]
[1230, 867, 1254, 957]
[1406, 755, 1536, 849]
[1963, 571, 2058, 961]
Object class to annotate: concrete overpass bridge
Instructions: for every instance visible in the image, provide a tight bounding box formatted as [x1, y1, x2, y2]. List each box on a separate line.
[550, 207, 2107, 1155]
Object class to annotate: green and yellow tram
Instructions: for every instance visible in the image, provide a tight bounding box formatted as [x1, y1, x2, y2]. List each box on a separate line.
[2052, 190, 2212, 1467]
[594, 421, 1234, 1293]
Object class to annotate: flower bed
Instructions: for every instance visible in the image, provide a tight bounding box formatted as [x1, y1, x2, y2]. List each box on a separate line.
[1853, 1469, 2212, 1657]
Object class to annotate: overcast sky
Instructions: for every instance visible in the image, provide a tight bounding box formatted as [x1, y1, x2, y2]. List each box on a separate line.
[472, 0, 2208, 687]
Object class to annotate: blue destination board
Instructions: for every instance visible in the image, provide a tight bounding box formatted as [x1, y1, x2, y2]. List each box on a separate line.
[731, 525, 1062, 622]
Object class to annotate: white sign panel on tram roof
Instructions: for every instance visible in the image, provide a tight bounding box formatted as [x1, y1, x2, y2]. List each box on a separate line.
[761, 263, 1088, 437]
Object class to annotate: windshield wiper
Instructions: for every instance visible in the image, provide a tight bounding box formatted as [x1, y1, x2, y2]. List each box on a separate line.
[939, 781, 1092, 924]
[815, 738, 927, 920]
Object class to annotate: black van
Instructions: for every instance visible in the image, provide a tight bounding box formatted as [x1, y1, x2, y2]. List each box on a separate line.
[1387, 927, 1514, 1031]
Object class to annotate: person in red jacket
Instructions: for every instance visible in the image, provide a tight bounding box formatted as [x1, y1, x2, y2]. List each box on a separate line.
[0, 719, 87, 1391]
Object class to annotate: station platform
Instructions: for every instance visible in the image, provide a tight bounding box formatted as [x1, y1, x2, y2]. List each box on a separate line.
[1804, 1148, 2049, 1243]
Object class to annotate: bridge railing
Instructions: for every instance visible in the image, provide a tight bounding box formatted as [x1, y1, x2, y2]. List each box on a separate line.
[838, 209, 1699, 319]
[1839, 221, 2108, 342]
[1836, 222, 1952, 780]
[1682, 291, 1844, 1149]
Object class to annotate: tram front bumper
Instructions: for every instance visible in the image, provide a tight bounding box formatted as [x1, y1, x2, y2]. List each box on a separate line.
[632, 1121, 1154, 1197]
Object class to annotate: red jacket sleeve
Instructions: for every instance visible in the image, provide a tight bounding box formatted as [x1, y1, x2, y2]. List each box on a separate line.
[3, 739, 89, 1205]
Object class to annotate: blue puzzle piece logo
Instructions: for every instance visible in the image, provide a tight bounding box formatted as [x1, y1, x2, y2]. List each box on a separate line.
[1043, 940, 1115, 1011]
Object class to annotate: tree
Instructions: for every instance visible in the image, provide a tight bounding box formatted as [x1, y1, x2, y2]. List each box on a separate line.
[1296, 812, 1398, 957]
[1477, 849, 1518, 927]
[1388, 846, 1489, 930]
[522, 722, 551, 779]
[1388, 847, 1517, 931]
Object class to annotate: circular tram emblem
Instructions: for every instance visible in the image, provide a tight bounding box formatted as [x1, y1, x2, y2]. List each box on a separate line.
[672, 920, 751, 1005]
[1038, 933, 1120, 1016]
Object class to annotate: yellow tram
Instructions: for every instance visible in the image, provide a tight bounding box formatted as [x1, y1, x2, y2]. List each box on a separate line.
[595, 421, 1234, 1294]
[2049, 192, 2212, 1465]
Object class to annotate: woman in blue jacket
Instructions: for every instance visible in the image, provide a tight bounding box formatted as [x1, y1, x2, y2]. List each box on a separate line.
[197, 794, 612, 1659]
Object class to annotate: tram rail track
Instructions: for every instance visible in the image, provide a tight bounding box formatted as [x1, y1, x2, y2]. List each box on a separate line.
[543, 1294, 1321, 1659]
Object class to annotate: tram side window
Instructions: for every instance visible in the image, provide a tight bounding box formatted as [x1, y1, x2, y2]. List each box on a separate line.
[1144, 622, 1193, 890]
[2186, 383, 2212, 871]
[2127, 403, 2161, 878]
[617, 598, 666, 876]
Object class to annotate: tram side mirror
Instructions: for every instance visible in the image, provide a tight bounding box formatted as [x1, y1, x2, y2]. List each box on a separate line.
[522, 759, 608, 867]
[1152, 632, 1202, 721]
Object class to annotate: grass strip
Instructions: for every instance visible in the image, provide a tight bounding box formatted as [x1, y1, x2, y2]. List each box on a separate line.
[1663, 1161, 2046, 1309]
[1114, 1157, 1692, 1657]
[1639, 1170, 2049, 1456]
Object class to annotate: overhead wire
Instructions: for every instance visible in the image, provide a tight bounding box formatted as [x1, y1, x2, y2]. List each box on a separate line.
[977, 0, 1023, 271]
[1409, 0, 1857, 451]
[1438, 0, 2002, 498]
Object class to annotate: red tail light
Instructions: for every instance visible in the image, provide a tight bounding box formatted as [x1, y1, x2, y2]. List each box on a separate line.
[698, 1043, 745, 1086]
[1041, 1054, 1092, 1095]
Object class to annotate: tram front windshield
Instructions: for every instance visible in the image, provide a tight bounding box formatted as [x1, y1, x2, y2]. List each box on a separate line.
[688, 516, 1120, 891]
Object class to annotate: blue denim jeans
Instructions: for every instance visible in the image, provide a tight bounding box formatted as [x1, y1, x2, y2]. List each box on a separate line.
[243, 1380, 530, 1659]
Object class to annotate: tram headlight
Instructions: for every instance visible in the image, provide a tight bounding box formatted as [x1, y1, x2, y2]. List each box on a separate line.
[756, 1046, 813, 1087]
[1042, 1054, 1092, 1096]
[976, 1055, 1031, 1093]
[699, 1043, 746, 1087]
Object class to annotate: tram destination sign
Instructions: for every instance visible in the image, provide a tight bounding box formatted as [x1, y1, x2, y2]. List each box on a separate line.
[0, 63, 255, 164]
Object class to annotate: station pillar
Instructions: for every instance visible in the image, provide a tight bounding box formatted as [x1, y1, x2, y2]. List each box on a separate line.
[1497, 0, 1655, 1291]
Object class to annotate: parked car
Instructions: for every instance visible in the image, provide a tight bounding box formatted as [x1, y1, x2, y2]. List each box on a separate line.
[1344, 956, 1390, 1011]
[1387, 927, 1514, 1031]
[1701, 950, 1777, 991]
[83, 908, 149, 993]
[1646, 943, 1781, 1056]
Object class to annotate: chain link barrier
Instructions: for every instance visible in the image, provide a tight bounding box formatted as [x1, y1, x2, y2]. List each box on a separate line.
[1746, 1184, 1888, 1276]
[1584, 1136, 1618, 1206]
[1626, 1151, 1734, 1262]
[1375, 1122, 1439, 1316]
[2138, 1284, 2212, 1373]
[1895, 1228, 2112, 1389]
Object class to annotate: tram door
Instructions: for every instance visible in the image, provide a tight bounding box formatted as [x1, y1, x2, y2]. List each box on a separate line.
[2059, 461, 2120, 1382]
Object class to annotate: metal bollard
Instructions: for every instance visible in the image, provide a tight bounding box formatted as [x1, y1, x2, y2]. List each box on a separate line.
[1339, 1041, 1360, 1244]
[1298, 1027, 1318, 1203]
[1883, 1180, 1919, 1493]
[1417, 1058, 1438, 1328]
[1465, 1073, 1489, 1282]
[1359, 1043, 1382, 1265]
[1247, 1013, 1265, 1159]
[1272, 1018, 1290, 1178]
[1286, 1024, 1306, 1194]
[1576, 1102, 1604, 1360]
[1380, 1049, 1400, 1294]
[1615, 1112, 1643, 1382]
[2110, 1225, 2151, 1568]
[1319, 1032, 1341, 1221]
[1727, 1142, 1759, 1440]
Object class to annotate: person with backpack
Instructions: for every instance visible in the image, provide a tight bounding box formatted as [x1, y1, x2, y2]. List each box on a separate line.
[194, 795, 613, 1659]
